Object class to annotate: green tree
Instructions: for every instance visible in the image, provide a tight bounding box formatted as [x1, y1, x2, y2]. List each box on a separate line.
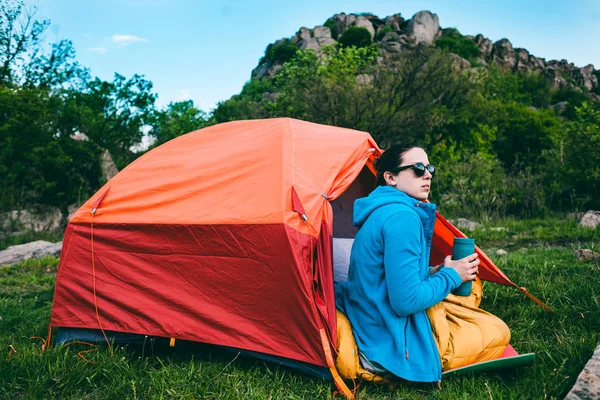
[71, 73, 157, 168]
[560, 103, 600, 208]
[151, 100, 211, 147]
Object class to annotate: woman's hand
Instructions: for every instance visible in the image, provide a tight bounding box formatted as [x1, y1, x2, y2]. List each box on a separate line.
[443, 253, 479, 283]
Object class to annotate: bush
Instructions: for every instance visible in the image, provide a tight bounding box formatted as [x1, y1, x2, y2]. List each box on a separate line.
[338, 26, 372, 48]
[376, 25, 392, 41]
[260, 39, 298, 65]
[435, 29, 480, 65]
[434, 154, 548, 220]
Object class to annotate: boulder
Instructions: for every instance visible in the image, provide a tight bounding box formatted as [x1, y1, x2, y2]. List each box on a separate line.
[529, 55, 546, 70]
[496, 249, 508, 256]
[580, 211, 600, 228]
[356, 74, 373, 86]
[0, 240, 62, 266]
[313, 26, 332, 40]
[295, 27, 311, 43]
[565, 343, 600, 399]
[545, 68, 569, 90]
[573, 64, 598, 91]
[515, 48, 530, 71]
[449, 53, 471, 71]
[551, 101, 569, 113]
[299, 37, 320, 51]
[449, 218, 480, 231]
[384, 14, 404, 31]
[406, 11, 439, 44]
[329, 13, 357, 40]
[491, 39, 516, 69]
[474, 34, 493, 57]
[1, 209, 62, 232]
[354, 16, 375, 39]
[575, 249, 600, 262]
[101, 149, 119, 182]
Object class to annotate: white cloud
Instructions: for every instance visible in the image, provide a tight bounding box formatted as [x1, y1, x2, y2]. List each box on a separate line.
[112, 34, 149, 48]
[177, 89, 191, 101]
[88, 47, 107, 55]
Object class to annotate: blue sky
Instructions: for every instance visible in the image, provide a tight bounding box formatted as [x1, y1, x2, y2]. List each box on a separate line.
[34, 0, 599, 112]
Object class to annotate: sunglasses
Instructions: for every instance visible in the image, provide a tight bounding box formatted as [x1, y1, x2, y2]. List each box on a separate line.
[389, 162, 436, 178]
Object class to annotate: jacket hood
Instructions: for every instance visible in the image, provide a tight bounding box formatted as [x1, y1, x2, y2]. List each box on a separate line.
[353, 186, 435, 227]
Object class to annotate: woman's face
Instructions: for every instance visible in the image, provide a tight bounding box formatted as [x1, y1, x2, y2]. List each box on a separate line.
[385, 147, 433, 201]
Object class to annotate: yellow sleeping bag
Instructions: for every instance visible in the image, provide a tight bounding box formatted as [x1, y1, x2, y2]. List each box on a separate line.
[335, 277, 510, 382]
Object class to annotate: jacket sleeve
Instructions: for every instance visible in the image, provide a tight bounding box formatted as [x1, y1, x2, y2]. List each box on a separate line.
[383, 211, 462, 317]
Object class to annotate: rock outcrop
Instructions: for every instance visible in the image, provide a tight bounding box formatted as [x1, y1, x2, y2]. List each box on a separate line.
[250, 9, 598, 96]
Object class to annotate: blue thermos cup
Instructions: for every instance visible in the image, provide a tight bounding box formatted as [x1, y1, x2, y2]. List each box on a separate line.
[451, 237, 475, 296]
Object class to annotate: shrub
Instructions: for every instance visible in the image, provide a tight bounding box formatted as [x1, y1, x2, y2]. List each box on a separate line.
[376, 25, 393, 41]
[435, 29, 480, 65]
[434, 154, 548, 219]
[260, 39, 298, 65]
[338, 26, 372, 48]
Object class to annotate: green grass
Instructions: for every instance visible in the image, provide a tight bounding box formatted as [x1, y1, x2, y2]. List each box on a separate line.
[1, 220, 599, 399]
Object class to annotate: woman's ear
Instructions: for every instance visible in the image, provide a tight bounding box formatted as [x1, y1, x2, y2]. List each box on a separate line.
[384, 171, 396, 187]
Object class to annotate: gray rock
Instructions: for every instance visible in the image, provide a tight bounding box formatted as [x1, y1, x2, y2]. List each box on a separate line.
[449, 218, 481, 231]
[545, 68, 569, 90]
[299, 37, 320, 51]
[529, 55, 546, 70]
[515, 48, 530, 71]
[1, 209, 62, 232]
[565, 343, 600, 399]
[449, 53, 471, 71]
[384, 14, 404, 31]
[0, 240, 62, 266]
[491, 39, 516, 69]
[575, 249, 600, 261]
[313, 26, 331, 40]
[354, 16, 375, 39]
[406, 11, 439, 44]
[329, 13, 357, 40]
[474, 34, 493, 57]
[101, 149, 119, 182]
[519, 247, 528, 253]
[296, 27, 311, 42]
[356, 74, 373, 86]
[573, 64, 598, 91]
[496, 249, 508, 256]
[551, 101, 569, 113]
[580, 211, 600, 228]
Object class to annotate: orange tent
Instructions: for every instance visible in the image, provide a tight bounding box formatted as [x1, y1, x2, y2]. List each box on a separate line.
[50, 118, 546, 397]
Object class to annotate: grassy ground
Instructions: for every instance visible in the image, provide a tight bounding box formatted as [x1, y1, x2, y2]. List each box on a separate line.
[1, 217, 599, 399]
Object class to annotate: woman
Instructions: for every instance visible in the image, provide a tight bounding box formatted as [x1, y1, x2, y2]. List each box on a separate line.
[335, 144, 505, 384]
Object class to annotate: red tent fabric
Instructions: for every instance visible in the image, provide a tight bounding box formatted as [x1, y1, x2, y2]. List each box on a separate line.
[50, 118, 546, 398]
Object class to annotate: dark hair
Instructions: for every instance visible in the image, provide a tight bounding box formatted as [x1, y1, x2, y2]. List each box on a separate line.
[374, 143, 422, 186]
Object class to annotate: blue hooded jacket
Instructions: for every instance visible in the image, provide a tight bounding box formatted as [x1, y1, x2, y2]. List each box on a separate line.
[335, 186, 462, 382]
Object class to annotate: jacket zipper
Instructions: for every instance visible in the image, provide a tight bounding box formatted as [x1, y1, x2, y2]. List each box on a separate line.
[404, 318, 409, 360]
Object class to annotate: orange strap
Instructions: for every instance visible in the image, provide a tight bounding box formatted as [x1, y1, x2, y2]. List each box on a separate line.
[320, 329, 354, 399]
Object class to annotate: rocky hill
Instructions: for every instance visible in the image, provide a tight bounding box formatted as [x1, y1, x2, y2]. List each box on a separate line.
[252, 11, 598, 96]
